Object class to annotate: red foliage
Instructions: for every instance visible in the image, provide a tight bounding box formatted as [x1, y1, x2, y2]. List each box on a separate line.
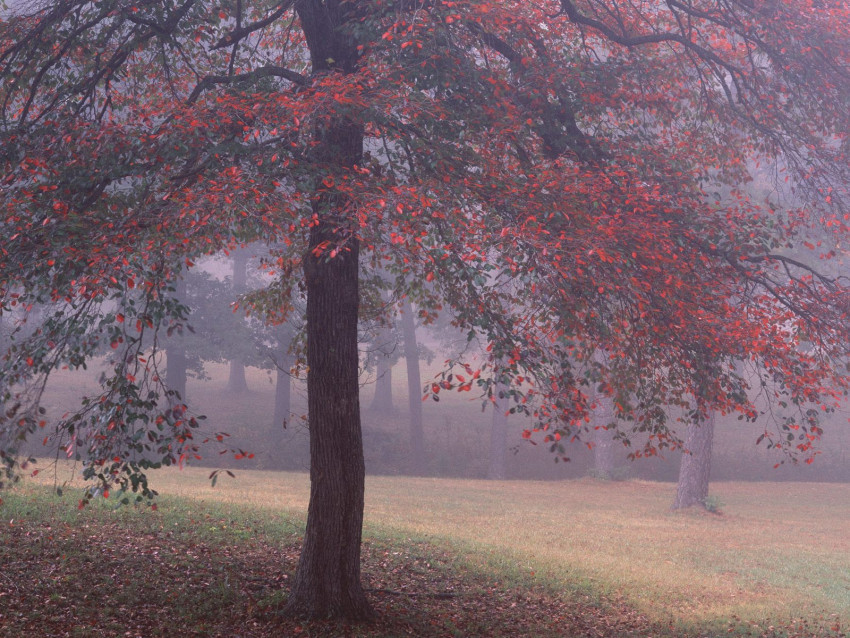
[0, 0, 849, 483]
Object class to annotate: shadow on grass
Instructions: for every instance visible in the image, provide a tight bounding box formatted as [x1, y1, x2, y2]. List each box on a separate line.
[0, 485, 843, 638]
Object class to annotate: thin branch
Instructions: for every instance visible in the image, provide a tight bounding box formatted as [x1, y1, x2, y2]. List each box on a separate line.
[212, 0, 295, 50]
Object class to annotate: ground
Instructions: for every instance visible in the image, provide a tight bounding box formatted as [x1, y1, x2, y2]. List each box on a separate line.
[0, 499, 658, 637]
[1, 479, 847, 638]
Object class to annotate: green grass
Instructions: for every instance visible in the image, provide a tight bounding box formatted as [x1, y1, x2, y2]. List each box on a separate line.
[13, 463, 850, 637]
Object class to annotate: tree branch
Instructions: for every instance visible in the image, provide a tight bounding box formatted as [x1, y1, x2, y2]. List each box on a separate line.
[212, 0, 295, 49]
[187, 65, 308, 104]
[465, 21, 601, 163]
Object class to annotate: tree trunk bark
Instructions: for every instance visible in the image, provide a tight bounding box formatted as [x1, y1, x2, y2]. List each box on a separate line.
[227, 249, 249, 393]
[285, 2, 371, 619]
[671, 410, 715, 509]
[487, 377, 509, 480]
[288, 216, 370, 619]
[400, 299, 426, 475]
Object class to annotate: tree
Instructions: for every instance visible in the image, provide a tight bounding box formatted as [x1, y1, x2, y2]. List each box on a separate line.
[272, 322, 296, 442]
[671, 409, 716, 510]
[366, 294, 399, 414]
[400, 299, 427, 475]
[3, 0, 850, 622]
[590, 396, 617, 480]
[369, 328, 396, 413]
[225, 248, 251, 393]
[165, 276, 188, 405]
[487, 371, 510, 480]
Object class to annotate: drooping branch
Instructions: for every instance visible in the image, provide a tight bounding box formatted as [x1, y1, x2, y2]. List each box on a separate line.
[554, 0, 745, 78]
[187, 64, 308, 104]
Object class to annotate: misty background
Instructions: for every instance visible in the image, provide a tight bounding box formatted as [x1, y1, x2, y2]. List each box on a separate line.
[6, 242, 849, 486]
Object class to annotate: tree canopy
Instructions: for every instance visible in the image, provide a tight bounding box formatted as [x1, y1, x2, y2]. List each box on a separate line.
[2, 0, 850, 619]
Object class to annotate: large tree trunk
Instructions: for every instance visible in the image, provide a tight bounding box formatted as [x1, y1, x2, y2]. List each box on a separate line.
[487, 377, 509, 480]
[285, 2, 371, 619]
[226, 249, 249, 393]
[671, 410, 715, 510]
[400, 299, 426, 475]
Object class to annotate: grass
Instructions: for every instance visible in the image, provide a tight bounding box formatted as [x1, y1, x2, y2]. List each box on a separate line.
[0, 482, 653, 638]
[11, 462, 850, 637]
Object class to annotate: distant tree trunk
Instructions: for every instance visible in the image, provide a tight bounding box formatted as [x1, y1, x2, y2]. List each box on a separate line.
[226, 248, 249, 393]
[369, 322, 395, 413]
[227, 359, 248, 393]
[165, 344, 187, 403]
[400, 299, 426, 475]
[166, 277, 187, 404]
[591, 394, 616, 479]
[270, 324, 295, 467]
[671, 410, 715, 509]
[487, 377, 509, 480]
[284, 4, 371, 617]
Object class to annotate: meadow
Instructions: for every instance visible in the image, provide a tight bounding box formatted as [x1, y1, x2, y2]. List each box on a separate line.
[9, 356, 850, 635]
[4, 464, 848, 637]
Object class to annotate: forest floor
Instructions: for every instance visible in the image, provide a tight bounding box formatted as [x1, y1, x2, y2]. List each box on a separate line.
[0, 489, 648, 637]
[0, 477, 847, 637]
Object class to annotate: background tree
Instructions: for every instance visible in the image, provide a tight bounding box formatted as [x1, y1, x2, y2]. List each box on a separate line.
[487, 368, 510, 480]
[367, 313, 399, 415]
[671, 408, 716, 510]
[400, 298, 427, 475]
[226, 247, 251, 394]
[165, 276, 188, 405]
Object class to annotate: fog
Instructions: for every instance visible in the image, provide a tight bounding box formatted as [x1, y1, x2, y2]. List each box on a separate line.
[17, 246, 850, 487]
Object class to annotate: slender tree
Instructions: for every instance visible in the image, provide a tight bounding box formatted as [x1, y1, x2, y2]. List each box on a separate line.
[226, 248, 250, 393]
[367, 296, 398, 414]
[487, 372, 510, 480]
[165, 276, 188, 404]
[272, 323, 296, 440]
[400, 299, 426, 475]
[590, 397, 617, 480]
[368, 326, 397, 413]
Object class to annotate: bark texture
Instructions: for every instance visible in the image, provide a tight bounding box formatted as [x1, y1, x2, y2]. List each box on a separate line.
[285, 0, 372, 619]
[671, 411, 715, 510]
[401, 299, 426, 475]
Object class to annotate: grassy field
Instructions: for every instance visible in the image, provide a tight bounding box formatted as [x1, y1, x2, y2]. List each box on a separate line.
[6, 463, 848, 637]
